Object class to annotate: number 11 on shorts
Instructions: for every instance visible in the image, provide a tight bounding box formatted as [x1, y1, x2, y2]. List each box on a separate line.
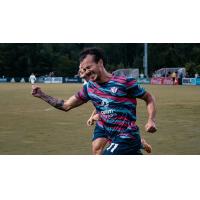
[106, 143, 119, 153]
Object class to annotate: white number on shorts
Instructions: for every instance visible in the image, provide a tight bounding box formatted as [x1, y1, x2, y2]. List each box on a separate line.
[106, 143, 119, 153]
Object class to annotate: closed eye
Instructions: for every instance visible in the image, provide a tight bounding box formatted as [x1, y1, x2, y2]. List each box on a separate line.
[81, 65, 93, 72]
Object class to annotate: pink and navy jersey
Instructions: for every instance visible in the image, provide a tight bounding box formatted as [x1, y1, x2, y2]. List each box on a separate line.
[76, 75, 146, 137]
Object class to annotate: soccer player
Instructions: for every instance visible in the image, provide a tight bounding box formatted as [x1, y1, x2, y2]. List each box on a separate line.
[79, 68, 152, 154]
[32, 47, 157, 155]
[29, 73, 36, 84]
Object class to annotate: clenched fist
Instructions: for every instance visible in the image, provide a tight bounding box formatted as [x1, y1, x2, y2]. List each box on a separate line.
[31, 85, 44, 98]
[145, 119, 157, 133]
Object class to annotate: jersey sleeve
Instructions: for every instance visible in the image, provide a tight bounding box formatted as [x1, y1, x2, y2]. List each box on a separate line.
[75, 84, 90, 103]
[126, 78, 146, 98]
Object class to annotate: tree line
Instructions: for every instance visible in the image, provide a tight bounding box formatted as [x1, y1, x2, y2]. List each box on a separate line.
[0, 43, 200, 77]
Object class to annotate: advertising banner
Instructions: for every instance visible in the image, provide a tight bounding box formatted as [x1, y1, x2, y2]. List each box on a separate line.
[196, 78, 200, 85]
[151, 77, 163, 85]
[44, 77, 63, 83]
[0, 78, 7, 83]
[182, 78, 196, 85]
[151, 77, 178, 85]
[162, 77, 173, 85]
[64, 78, 82, 83]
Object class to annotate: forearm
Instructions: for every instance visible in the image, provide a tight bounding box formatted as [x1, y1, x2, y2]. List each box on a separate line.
[146, 97, 156, 122]
[140, 92, 157, 133]
[90, 109, 97, 119]
[39, 92, 66, 111]
[141, 92, 156, 121]
[39, 92, 84, 112]
[32, 85, 85, 112]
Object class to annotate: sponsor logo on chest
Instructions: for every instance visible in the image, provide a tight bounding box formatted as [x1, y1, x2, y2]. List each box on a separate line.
[101, 99, 109, 107]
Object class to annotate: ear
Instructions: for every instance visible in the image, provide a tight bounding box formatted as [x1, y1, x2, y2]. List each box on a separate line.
[98, 59, 103, 66]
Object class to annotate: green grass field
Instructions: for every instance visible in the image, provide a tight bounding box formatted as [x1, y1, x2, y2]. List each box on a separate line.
[0, 83, 200, 155]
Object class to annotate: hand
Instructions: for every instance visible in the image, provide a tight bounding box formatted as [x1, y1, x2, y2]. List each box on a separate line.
[87, 118, 95, 126]
[145, 119, 157, 133]
[31, 85, 44, 98]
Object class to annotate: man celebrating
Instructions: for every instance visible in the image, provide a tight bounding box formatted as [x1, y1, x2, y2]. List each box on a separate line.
[32, 47, 157, 155]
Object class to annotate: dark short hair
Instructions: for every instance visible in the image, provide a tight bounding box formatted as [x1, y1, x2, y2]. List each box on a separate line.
[79, 47, 106, 66]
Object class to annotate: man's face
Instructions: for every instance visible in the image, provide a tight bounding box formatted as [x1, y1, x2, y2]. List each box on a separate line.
[79, 54, 103, 82]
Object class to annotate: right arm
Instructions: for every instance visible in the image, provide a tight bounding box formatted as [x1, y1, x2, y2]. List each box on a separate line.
[32, 85, 85, 112]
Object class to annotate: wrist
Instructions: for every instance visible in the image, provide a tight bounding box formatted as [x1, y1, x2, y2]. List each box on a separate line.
[39, 91, 47, 99]
[148, 118, 156, 123]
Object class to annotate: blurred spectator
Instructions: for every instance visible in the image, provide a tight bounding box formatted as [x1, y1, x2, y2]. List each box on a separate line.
[49, 72, 55, 77]
[29, 73, 36, 84]
[171, 71, 177, 85]
[178, 72, 183, 85]
[195, 73, 199, 78]
[140, 72, 144, 79]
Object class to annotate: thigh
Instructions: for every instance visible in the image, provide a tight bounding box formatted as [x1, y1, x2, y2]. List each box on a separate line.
[92, 124, 109, 154]
[92, 138, 108, 153]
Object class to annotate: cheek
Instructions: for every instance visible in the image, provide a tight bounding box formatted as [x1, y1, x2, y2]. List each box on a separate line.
[96, 68, 102, 76]
[93, 66, 100, 74]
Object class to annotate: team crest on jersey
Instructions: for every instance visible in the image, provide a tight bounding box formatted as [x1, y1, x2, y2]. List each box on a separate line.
[110, 87, 118, 93]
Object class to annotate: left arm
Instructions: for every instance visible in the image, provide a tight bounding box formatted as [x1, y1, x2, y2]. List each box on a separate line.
[139, 92, 157, 133]
[87, 109, 97, 126]
[126, 78, 157, 133]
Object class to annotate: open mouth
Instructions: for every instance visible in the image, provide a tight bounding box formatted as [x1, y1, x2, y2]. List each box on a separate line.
[89, 72, 97, 81]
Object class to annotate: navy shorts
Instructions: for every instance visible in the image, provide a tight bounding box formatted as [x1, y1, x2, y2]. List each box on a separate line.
[92, 123, 109, 141]
[92, 124, 142, 155]
[103, 132, 142, 155]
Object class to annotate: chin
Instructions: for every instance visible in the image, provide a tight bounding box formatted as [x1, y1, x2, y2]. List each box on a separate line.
[90, 78, 97, 82]
[90, 75, 98, 82]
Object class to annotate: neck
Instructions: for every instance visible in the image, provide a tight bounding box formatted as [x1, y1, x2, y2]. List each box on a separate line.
[97, 69, 112, 83]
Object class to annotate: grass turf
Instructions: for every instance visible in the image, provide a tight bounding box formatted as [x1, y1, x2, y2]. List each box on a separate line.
[0, 83, 200, 154]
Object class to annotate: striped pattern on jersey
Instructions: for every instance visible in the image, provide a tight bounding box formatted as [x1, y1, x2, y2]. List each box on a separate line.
[76, 75, 146, 137]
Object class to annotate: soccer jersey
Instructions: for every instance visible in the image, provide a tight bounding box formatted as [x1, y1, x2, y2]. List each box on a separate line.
[76, 75, 146, 138]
